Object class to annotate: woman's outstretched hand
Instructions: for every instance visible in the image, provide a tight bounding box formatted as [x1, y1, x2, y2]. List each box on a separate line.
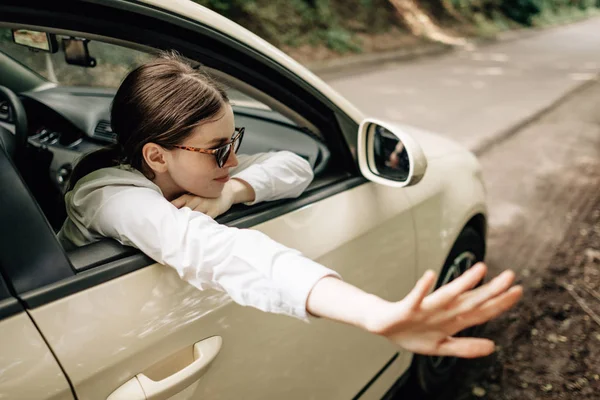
[367, 263, 522, 358]
[306, 263, 523, 359]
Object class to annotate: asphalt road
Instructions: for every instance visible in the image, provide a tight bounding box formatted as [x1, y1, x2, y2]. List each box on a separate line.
[342, 20, 600, 399]
[432, 64, 600, 400]
[387, 56, 600, 400]
[320, 14, 600, 284]
[324, 17, 600, 154]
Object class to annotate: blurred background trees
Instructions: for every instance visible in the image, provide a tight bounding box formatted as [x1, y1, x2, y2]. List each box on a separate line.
[194, 0, 600, 53]
[1, 0, 598, 81]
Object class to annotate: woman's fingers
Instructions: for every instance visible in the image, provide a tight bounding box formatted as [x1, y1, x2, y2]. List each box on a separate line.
[171, 194, 192, 208]
[171, 194, 222, 217]
[403, 270, 437, 310]
[171, 194, 205, 210]
[174, 198, 211, 215]
[205, 207, 220, 218]
[421, 263, 487, 311]
[435, 337, 496, 358]
[449, 285, 523, 334]
[187, 197, 208, 211]
[385, 265, 522, 359]
[431, 270, 516, 323]
[458, 269, 515, 308]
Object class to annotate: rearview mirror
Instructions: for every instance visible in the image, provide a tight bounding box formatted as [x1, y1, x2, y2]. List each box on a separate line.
[357, 118, 427, 188]
[12, 29, 58, 53]
[63, 38, 96, 67]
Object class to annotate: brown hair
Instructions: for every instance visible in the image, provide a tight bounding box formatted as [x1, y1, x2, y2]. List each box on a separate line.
[68, 52, 229, 190]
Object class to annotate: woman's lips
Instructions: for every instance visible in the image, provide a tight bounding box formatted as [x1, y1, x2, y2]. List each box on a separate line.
[214, 175, 230, 183]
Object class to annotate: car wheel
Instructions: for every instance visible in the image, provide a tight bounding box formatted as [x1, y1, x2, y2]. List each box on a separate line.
[410, 226, 486, 395]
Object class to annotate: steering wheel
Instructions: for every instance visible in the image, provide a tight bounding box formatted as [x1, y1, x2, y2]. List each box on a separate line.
[0, 85, 28, 160]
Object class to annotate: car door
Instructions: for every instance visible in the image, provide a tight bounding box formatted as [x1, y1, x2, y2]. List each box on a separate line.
[0, 228, 73, 399]
[22, 155, 418, 400]
[0, 2, 418, 399]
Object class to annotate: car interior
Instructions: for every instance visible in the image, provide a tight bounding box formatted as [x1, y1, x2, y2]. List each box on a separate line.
[0, 27, 338, 227]
[0, 26, 351, 272]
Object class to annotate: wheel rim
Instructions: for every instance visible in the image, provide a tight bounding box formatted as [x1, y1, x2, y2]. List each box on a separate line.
[429, 251, 477, 371]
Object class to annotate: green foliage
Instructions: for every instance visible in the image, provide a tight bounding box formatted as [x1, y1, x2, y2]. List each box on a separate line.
[323, 28, 363, 53]
[2, 1, 599, 56]
[193, 0, 394, 53]
[500, 0, 540, 25]
[0, 29, 12, 42]
[192, 0, 600, 52]
[449, 0, 600, 26]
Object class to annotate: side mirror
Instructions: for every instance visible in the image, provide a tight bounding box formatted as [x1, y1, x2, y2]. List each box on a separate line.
[357, 118, 427, 188]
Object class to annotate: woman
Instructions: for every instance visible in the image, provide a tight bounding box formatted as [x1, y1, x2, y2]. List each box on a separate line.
[58, 53, 522, 359]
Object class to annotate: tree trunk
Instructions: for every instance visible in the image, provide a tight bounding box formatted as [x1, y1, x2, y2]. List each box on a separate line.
[388, 0, 468, 46]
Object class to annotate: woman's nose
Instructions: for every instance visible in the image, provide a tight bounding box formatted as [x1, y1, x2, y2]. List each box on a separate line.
[223, 149, 238, 169]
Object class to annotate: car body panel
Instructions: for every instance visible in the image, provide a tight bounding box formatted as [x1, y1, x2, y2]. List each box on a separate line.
[0, 312, 74, 400]
[29, 182, 418, 399]
[0, 1, 488, 397]
[398, 123, 470, 161]
[357, 352, 413, 400]
[404, 152, 487, 279]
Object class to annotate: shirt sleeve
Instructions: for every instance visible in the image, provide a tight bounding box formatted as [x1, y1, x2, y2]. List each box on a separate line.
[231, 151, 314, 205]
[91, 186, 339, 322]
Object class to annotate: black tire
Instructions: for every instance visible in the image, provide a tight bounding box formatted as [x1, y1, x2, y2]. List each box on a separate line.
[410, 226, 486, 395]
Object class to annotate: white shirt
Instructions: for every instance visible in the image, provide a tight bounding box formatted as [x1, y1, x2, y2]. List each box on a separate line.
[58, 151, 340, 321]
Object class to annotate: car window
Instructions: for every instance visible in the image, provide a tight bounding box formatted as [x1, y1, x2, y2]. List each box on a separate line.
[0, 275, 12, 304]
[0, 6, 359, 313]
[0, 28, 152, 87]
[0, 28, 332, 240]
[0, 274, 21, 322]
[0, 27, 276, 115]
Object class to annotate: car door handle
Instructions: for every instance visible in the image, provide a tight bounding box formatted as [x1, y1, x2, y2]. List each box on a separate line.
[107, 336, 222, 400]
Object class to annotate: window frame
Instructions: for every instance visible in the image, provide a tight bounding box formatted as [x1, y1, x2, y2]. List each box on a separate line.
[0, 273, 22, 321]
[0, 0, 368, 309]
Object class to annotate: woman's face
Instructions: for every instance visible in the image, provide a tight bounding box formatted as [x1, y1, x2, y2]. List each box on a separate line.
[164, 104, 239, 198]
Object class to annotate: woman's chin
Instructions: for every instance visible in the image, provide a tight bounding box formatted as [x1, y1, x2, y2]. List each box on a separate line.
[184, 186, 222, 199]
[204, 184, 225, 198]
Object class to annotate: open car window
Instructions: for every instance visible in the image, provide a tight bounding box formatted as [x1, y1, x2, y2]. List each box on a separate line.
[0, 27, 329, 171]
[0, 27, 152, 87]
[0, 27, 318, 129]
[0, 27, 333, 238]
[0, 3, 359, 308]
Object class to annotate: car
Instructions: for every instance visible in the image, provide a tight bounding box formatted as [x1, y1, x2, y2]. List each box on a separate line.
[0, 1, 487, 399]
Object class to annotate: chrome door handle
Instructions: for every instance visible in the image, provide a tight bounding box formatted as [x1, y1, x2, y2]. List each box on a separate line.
[107, 336, 222, 400]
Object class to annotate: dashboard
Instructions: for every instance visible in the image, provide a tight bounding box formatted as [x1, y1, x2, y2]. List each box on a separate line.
[1, 85, 330, 192]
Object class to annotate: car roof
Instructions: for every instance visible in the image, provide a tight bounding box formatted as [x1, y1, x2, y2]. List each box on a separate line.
[138, 0, 364, 123]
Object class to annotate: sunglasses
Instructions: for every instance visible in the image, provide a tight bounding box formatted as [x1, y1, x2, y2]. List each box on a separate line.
[173, 127, 245, 168]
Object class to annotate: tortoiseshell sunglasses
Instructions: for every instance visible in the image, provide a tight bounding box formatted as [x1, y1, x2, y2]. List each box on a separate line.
[173, 127, 245, 168]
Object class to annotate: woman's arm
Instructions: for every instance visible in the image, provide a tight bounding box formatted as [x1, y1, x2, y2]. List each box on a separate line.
[229, 151, 314, 205]
[92, 186, 338, 321]
[171, 178, 256, 218]
[307, 265, 523, 358]
[172, 151, 313, 217]
[90, 186, 522, 359]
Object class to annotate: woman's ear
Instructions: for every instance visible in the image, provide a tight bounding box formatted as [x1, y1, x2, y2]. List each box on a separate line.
[142, 143, 169, 174]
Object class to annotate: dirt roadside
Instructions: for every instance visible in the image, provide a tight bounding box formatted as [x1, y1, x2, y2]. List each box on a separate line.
[437, 78, 600, 399]
[446, 176, 600, 400]
[389, 77, 600, 399]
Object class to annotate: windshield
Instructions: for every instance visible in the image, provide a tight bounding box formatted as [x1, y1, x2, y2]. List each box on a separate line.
[0, 27, 271, 111]
[0, 28, 153, 87]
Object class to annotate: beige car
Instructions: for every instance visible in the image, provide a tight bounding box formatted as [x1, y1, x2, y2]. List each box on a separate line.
[0, 1, 487, 399]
